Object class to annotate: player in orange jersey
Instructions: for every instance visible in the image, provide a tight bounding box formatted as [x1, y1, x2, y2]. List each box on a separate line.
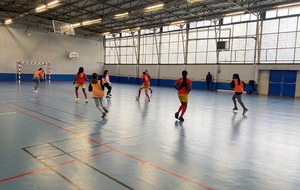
[33, 68, 43, 93]
[230, 73, 248, 115]
[136, 71, 150, 101]
[145, 70, 153, 94]
[173, 70, 192, 122]
[89, 73, 108, 118]
[73, 67, 89, 103]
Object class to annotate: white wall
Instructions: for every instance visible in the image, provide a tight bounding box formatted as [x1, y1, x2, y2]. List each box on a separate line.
[257, 70, 270, 95]
[296, 72, 300, 98]
[104, 64, 257, 82]
[0, 25, 104, 75]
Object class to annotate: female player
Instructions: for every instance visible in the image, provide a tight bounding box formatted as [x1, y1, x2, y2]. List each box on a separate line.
[102, 70, 113, 98]
[145, 70, 153, 94]
[33, 68, 43, 93]
[136, 71, 150, 101]
[173, 70, 192, 122]
[89, 73, 108, 118]
[73, 67, 89, 103]
[230, 73, 248, 115]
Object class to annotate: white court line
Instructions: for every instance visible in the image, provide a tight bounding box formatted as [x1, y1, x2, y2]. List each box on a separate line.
[0, 112, 17, 115]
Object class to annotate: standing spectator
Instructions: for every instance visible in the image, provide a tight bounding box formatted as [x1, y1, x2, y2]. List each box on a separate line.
[73, 67, 89, 103]
[230, 73, 248, 115]
[89, 73, 108, 118]
[102, 70, 112, 98]
[33, 68, 43, 93]
[174, 70, 192, 122]
[136, 71, 150, 101]
[145, 70, 153, 94]
[206, 72, 212, 90]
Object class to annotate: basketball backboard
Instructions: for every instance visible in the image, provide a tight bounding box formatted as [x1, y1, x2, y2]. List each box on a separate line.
[52, 20, 75, 35]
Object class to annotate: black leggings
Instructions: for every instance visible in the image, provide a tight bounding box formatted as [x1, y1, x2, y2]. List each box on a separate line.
[104, 83, 112, 95]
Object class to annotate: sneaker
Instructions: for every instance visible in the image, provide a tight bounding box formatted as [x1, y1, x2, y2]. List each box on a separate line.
[148, 98, 150, 102]
[106, 95, 110, 98]
[103, 107, 109, 113]
[108, 93, 112, 97]
[233, 107, 238, 110]
[33, 90, 38, 93]
[243, 109, 248, 115]
[76, 98, 79, 102]
[101, 112, 106, 118]
[136, 97, 140, 101]
[85, 99, 88, 103]
[175, 112, 179, 119]
[179, 117, 184, 122]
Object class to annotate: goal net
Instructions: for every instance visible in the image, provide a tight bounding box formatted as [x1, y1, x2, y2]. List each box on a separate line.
[16, 61, 51, 82]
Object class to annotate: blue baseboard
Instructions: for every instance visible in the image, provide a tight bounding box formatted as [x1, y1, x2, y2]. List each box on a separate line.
[0, 73, 257, 93]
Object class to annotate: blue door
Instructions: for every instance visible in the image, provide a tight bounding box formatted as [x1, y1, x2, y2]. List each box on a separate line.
[268, 70, 282, 96]
[282, 70, 297, 97]
[268, 70, 297, 97]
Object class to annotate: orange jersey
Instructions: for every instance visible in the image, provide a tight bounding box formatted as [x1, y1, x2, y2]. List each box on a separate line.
[175, 78, 192, 94]
[146, 73, 151, 79]
[142, 75, 149, 86]
[76, 72, 86, 84]
[233, 79, 244, 92]
[91, 80, 104, 98]
[33, 70, 42, 78]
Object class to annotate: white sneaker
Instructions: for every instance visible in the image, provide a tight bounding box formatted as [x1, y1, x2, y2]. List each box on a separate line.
[33, 90, 38, 93]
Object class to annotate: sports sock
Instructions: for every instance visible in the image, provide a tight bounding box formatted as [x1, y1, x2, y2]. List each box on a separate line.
[146, 93, 150, 99]
[180, 106, 187, 117]
[83, 92, 87, 99]
[75, 90, 79, 98]
[177, 105, 183, 113]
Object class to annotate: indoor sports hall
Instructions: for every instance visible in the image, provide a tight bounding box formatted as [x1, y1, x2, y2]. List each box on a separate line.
[1, 1, 300, 190]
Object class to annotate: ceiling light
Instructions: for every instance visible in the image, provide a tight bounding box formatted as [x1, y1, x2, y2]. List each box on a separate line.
[47, 0, 60, 8]
[276, 2, 300, 8]
[114, 12, 129, 19]
[4, 19, 13, 25]
[36, 5, 47, 13]
[170, 20, 186, 26]
[121, 29, 130, 33]
[144, 3, 164, 12]
[225, 11, 245, 17]
[82, 18, 101, 26]
[102, 32, 110, 36]
[71, 23, 81, 28]
[187, 0, 203, 3]
[131, 27, 140, 31]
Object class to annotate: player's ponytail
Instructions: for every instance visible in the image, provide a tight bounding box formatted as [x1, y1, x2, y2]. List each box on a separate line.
[178, 70, 188, 90]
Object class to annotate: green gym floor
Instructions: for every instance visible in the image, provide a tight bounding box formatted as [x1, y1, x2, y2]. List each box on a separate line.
[0, 81, 299, 190]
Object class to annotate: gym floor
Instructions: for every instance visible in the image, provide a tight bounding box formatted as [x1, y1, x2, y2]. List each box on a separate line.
[0, 81, 299, 190]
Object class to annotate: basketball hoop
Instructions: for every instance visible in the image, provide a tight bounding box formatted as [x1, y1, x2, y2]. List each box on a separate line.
[52, 20, 75, 36]
[69, 52, 79, 59]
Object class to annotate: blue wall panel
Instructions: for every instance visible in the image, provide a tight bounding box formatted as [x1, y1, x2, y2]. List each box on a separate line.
[0, 73, 258, 94]
[0, 73, 16, 81]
